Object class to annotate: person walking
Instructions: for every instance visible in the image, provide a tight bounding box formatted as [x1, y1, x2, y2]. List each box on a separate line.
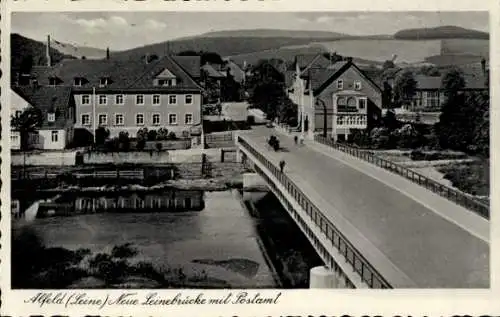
[279, 160, 286, 173]
[294, 135, 298, 145]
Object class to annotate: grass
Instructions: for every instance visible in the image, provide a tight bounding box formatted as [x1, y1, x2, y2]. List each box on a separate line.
[438, 160, 490, 197]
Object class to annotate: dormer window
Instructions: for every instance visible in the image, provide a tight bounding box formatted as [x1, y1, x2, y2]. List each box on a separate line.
[155, 68, 177, 86]
[337, 80, 343, 90]
[99, 77, 110, 87]
[48, 77, 58, 86]
[48, 112, 56, 122]
[74, 77, 84, 86]
[158, 79, 176, 87]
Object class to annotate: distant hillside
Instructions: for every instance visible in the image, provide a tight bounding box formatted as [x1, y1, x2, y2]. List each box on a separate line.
[394, 26, 489, 40]
[111, 36, 347, 61]
[196, 29, 348, 39]
[49, 39, 107, 59]
[10, 33, 76, 75]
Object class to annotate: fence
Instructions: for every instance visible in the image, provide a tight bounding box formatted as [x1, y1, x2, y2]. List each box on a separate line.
[314, 135, 489, 219]
[205, 132, 235, 148]
[238, 136, 391, 289]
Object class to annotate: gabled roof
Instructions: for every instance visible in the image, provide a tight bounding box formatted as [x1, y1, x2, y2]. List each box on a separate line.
[26, 56, 203, 92]
[300, 61, 382, 96]
[13, 85, 73, 129]
[201, 63, 226, 78]
[173, 56, 201, 79]
[224, 61, 246, 83]
[296, 53, 331, 73]
[155, 68, 176, 79]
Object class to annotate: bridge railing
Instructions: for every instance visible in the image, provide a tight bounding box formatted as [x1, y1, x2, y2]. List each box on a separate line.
[238, 136, 392, 289]
[314, 135, 489, 219]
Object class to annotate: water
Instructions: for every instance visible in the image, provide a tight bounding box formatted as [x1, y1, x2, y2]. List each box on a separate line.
[21, 190, 277, 288]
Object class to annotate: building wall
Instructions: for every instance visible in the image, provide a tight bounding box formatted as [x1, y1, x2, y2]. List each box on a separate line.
[74, 93, 202, 137]
[32, 129, 68, 150]
[312, 66, 382, 136]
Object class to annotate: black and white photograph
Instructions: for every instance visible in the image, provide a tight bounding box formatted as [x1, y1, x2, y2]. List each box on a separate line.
[9, 11, 490, 290]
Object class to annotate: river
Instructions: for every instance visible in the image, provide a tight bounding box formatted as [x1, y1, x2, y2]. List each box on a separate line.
[20, 190, 278, 288]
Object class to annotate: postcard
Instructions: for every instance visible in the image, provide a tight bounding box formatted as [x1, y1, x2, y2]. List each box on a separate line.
[1, 0, 497, 316]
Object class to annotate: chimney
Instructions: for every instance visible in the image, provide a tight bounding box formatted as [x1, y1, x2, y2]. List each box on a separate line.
[481, 57, 486, 76]
[106, 47, 110, 60]
[46, 35, 51, 67]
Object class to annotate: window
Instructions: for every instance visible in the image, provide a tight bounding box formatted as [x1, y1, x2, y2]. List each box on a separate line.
[48, 112, 56, 122]
[115, 114, 124, 126]
[81, 95, 90, 105]
[99, 77, 109, 87]
[168, 113, 177, 125]
[168, 95, 177, 105]
[98, 114, 108, 126]
[185, 95, 193, 104]
[337, 80, 343, 89]
[136, 95, 145, 105]
[354, 81, 362, 90]
[152, 114, 161, 126]
[98, 95, 107, 105]
[427, 90, 440, 108]
[11, 134, 19, 143]
[81, 114, 91, 125]
[115, 94, 124, 105]
[185, 113, 193, 125]
[159, 79, 175, 86]
[153, 95, 161, 105]
[51, 131, 59, 142]
[358, 98, 366, 110]
[74, 78, 83, 86]
[136, 113, 144, 125]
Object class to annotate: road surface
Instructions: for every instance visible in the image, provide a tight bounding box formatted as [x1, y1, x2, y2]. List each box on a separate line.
[240, 126, 489, 288]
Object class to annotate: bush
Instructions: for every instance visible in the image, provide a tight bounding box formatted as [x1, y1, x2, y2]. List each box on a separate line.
[137, 128, 148, 141]
[155, 142, 163, 152]
[157, 128, 169, 141]
[181, 130, 190, 139]
[146, 129, 157, 141]
[136, 139, 146, 151]
[95, 127, 110, 146]
[168, 132, 177, 140]
[118, 131, 130, 151]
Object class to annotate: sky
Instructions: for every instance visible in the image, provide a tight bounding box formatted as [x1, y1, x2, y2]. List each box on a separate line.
[11, 11, 489, 51]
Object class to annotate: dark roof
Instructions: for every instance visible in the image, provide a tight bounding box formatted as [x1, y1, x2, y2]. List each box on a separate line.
[173, 56, 201, 79]
[300, 61, 382, 97]
[415, 73, 488, 90]
[201, 63, 226, 78]
[296, 54, 328, 70]
[13, 86, 73, 129]
[224, 61, 246, 83]
[27, 56, 202, 92]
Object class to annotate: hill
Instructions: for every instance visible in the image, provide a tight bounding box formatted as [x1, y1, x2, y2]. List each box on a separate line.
[111, 36, 348, 60]
[394, 26, 489, 40]
[195, 29, 348, 39]
[49, 39, 107, 59]
[10, 33, 76, 75]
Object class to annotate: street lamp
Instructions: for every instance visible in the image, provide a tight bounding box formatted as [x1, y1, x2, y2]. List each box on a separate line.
[315, 98, 328, 138]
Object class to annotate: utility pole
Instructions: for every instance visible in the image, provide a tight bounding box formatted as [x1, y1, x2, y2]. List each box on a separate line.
[92, 87, 96, 145]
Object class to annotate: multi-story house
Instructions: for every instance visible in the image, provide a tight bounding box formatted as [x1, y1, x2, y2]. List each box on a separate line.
[405, 71, 489, 112]
[23, 55, 203, 141]
[289, 60, 382, 142]
[11, 86, 75, 150]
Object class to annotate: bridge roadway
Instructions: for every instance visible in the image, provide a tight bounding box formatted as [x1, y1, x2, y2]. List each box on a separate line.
[238, 126, 489, 288]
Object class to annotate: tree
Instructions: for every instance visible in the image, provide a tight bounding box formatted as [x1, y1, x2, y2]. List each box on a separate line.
[393, 70, 417, 107]
[147, 129, 157, 141]
[382, 81, 393, 108]
[95, 127, 110, 146]
[136, 127, 148, 141]
[118, 131, 130, 151]
[11, 107, 43, 151]
[420, 65, 440, 76]
[20, 54, 34, 75]
[383, 60, 396, 70]
[442, 67, 466, 98]
[157, 128, 169, 141]
[382, 109, 400, 131]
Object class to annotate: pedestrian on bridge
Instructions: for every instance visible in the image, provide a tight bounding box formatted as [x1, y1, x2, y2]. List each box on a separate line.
[279, 160, 286, 173]
[294, 135, 298, 145]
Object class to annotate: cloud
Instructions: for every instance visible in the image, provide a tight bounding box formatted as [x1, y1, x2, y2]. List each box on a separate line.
[143, 19, 167, 30]
[70, 15, 129, 33]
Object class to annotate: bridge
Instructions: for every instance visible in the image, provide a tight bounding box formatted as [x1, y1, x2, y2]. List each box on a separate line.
[236, 126, 489, 289]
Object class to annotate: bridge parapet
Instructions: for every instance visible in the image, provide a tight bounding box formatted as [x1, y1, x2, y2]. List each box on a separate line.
[237, 135, 393, 289]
